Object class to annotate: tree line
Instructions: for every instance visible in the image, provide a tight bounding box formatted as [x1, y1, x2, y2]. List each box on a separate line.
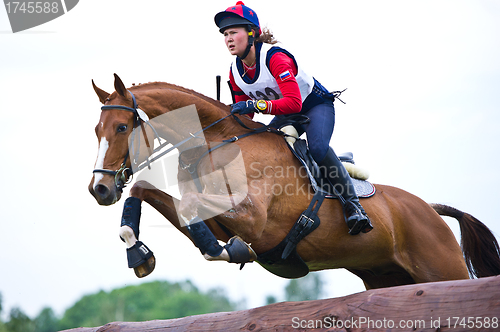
[0, 273, 324, 331]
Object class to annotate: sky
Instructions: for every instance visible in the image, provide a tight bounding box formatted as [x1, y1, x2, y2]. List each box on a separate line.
[1, 0, 499, 321]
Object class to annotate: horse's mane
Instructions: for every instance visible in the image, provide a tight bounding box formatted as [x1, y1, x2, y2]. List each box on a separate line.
[128, 81, 229, 110]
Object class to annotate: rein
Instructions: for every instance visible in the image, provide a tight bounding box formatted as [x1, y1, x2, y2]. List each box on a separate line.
[179, 113, 310, 193]
[93, 89, 238, 191]
[93, 88, 305, 192]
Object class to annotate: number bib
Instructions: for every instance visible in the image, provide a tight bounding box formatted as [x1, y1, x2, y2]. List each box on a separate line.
[231, 43, 314, 102]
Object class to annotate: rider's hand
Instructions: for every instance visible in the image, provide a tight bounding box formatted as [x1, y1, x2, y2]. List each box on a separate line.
[230, 100, 256, 115]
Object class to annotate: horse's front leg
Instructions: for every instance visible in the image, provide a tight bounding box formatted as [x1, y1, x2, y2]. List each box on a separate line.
[120, 180, 248, 277]
[118, 190, 156, 278]
[177, 190, 267, 264]
[118, 180, 187, 278]
[120, 178, 203, 277]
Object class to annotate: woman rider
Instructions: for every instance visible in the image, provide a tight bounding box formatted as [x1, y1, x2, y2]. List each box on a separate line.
[185, 2, 373, 265]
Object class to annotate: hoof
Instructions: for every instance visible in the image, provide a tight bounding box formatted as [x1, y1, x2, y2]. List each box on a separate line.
[126, 241, 155, 278]
[224, 236, 257, 263]
[133, 254, 156, 278]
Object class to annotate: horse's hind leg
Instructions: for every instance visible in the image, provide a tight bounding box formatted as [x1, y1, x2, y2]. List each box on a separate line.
[403, 241, 470, 283]
[393, 213, 470, 284]
[348, 268, 416, 290]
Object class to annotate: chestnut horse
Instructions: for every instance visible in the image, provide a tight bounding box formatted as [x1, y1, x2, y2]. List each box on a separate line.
[89, 74, 500, 289]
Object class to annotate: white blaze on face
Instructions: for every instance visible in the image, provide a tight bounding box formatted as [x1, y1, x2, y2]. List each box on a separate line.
[93, 136, 109, 189]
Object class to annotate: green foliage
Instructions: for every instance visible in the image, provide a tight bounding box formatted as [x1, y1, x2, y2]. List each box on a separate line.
[0, 295, 10, 332]
[1, 304, 60, 332]
[34, 308, 58, 332]
[0, 294, 4, 332]
[0, 280, 236, 332]
[284, 273, 324, 302]
[5, 307, 35, 332]
[265, 295, 277, 305]
[58, 280, 235, 330]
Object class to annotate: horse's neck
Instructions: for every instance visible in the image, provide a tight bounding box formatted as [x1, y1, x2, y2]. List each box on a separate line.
[137, 87, 236, 144]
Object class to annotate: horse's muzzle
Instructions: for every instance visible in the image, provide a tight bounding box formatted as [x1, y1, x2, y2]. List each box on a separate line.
[89, 178, 122, 206]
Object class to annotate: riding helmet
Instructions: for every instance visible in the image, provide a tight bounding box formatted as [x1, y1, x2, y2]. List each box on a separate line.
[214, 1, 261, 36]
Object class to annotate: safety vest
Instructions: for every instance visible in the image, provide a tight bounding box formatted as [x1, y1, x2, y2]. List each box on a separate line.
[231, 43, 315, 102]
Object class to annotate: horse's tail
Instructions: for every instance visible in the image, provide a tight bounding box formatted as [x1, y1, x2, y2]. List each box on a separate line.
[430, 203, 500, 278]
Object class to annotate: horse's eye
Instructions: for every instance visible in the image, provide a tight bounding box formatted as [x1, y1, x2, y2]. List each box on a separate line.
[117, 124, 128, 133]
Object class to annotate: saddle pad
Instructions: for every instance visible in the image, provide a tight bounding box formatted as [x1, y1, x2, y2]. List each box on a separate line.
[287, 138, 376, 199]
[346, 178, 376, 198]
[322, 178, 376, 199]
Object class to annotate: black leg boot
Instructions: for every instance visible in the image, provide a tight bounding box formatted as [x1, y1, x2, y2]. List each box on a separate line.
[318, 148, 373, 235]
[186, 217, 257, 264]
[120, 197, 156, 278]
[186, 217, 224, 257]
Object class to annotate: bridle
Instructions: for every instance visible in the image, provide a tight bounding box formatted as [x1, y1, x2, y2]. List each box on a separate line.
[92, 88, 310, 193]
[92, 90, 156, 191]
[92, 89, 234, 192]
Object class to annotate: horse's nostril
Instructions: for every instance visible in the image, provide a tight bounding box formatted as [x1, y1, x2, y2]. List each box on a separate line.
[95, 184, 110, 198]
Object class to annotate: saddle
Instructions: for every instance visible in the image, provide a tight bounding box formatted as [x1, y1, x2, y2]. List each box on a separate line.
[256, 125, 375, 279]
[290, 139, 376, 199]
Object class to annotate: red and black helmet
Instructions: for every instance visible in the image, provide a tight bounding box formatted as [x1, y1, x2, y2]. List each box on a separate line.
[214, 1, 261, 37]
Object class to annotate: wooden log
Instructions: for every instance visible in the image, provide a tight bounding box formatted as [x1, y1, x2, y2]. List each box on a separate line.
[60, 276, 500, 332]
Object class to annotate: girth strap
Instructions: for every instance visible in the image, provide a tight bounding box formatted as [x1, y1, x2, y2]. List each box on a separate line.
[282, 190, 325, 260]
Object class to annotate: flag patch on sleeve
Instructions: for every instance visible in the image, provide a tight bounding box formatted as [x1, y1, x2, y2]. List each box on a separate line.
[279, 70, 292, 81]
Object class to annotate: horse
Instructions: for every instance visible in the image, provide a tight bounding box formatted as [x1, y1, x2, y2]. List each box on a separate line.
[88, 74, 500, 289]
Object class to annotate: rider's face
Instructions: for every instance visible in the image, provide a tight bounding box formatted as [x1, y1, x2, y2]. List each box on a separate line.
[224, 27, 249, 57]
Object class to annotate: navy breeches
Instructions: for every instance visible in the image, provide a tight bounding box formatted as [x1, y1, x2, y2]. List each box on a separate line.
[269, 102, 335, 162]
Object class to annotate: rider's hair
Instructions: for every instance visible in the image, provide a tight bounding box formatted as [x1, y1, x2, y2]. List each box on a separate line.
[255, 27, 278, 44]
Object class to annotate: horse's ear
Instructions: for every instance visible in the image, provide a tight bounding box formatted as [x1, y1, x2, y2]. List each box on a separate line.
[92, 79, 110, 104]
[113, 73, 128, 97]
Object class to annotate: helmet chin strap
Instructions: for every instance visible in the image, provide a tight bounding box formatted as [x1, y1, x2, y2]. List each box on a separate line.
[240, 25, 255, 60]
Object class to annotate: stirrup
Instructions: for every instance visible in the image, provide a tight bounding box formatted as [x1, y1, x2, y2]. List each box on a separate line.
[224, 236, 257, 269]
[345, 203, 373, 235]
[347, 217, 373, 235]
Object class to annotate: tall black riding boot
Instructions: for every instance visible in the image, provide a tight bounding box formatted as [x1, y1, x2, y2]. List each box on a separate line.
[318, 148, 373, 235]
